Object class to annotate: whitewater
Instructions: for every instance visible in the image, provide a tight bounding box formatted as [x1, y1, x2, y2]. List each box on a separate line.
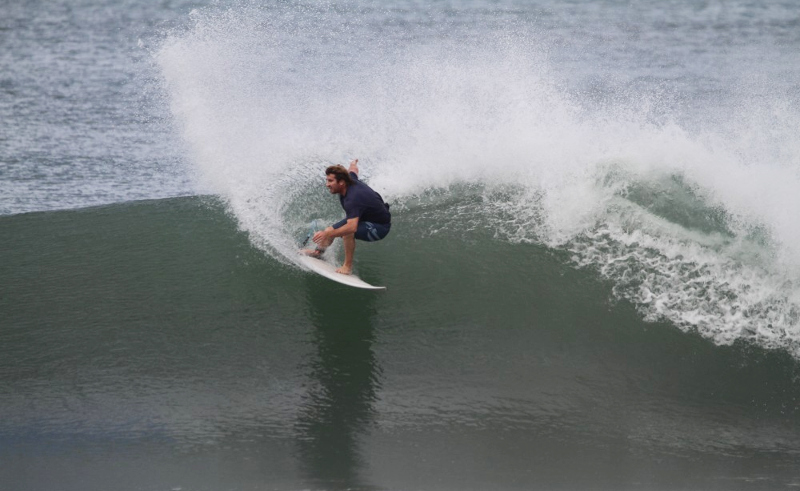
[154, 2, 800, 356]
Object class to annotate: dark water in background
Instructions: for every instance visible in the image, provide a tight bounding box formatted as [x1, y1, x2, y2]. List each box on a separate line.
[3, 0, 800, 489]
[0, 0, 198, 213]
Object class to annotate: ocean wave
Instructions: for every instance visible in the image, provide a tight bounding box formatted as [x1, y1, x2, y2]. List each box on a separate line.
[156, 3, 800, 357]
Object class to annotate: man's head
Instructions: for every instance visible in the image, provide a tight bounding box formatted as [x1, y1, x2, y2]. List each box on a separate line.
[325, 165, 353, 195]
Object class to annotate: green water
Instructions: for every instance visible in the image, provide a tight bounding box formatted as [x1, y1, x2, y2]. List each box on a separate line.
[1, 197, 799, 490]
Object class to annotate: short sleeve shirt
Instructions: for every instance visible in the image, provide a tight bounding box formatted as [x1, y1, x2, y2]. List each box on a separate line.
[340, 172, 391, 225]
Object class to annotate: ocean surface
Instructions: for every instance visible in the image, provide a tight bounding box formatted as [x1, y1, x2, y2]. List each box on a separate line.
[2, 0, 800, 489]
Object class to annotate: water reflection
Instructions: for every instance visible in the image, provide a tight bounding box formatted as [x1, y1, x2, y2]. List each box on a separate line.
[295, 282, 382, 490]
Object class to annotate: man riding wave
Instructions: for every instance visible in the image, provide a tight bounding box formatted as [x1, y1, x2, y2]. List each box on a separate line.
[304, 159, 391, 275]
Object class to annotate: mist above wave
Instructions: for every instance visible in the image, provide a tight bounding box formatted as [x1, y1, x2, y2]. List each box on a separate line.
[156, 1, 800, 355]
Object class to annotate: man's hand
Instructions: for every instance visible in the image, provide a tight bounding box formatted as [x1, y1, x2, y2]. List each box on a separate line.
[312, 229, 330, 245]
[348, 159, 359, 176]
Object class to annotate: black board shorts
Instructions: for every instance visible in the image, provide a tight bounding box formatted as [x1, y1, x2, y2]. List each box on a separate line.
[332, 218, 391, 242]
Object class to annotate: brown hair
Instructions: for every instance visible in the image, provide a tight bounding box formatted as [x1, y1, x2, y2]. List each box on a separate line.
[325, 165, 353, 185]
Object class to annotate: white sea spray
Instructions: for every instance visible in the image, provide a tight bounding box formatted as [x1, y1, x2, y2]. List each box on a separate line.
[157, 1, 800, 355]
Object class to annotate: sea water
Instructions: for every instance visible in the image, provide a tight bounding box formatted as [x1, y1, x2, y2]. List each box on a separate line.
[2, 0, 800, 489]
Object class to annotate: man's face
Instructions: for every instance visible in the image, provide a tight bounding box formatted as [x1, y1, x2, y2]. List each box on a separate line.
[326, 174, 344, 194]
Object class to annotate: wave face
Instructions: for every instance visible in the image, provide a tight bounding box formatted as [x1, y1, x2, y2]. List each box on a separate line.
[2, 198, 800, 490]
[157, 1, 800, 357]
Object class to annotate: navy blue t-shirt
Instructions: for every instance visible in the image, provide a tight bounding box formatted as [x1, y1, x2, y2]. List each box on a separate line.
[340, 172, 391, 225]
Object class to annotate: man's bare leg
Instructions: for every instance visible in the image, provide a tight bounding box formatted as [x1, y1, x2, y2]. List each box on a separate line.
[337, 233, 355, 274]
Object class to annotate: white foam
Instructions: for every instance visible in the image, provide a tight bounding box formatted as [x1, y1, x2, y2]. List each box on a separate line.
[156, 4, 800, 355]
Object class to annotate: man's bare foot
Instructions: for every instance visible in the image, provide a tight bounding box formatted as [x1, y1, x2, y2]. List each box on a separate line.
[335, 265, 352, 275]
[300, 248, 325, 258]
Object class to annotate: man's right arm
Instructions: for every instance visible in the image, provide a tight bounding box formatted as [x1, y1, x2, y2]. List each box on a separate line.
[348, 159, 359, 177]
[312, 218, 359, 243]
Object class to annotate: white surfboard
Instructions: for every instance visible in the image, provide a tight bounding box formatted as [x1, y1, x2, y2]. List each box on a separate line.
[297, 254, 386, 291]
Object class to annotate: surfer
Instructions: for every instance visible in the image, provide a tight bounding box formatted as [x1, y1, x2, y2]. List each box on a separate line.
[304, 159, 391, 275]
